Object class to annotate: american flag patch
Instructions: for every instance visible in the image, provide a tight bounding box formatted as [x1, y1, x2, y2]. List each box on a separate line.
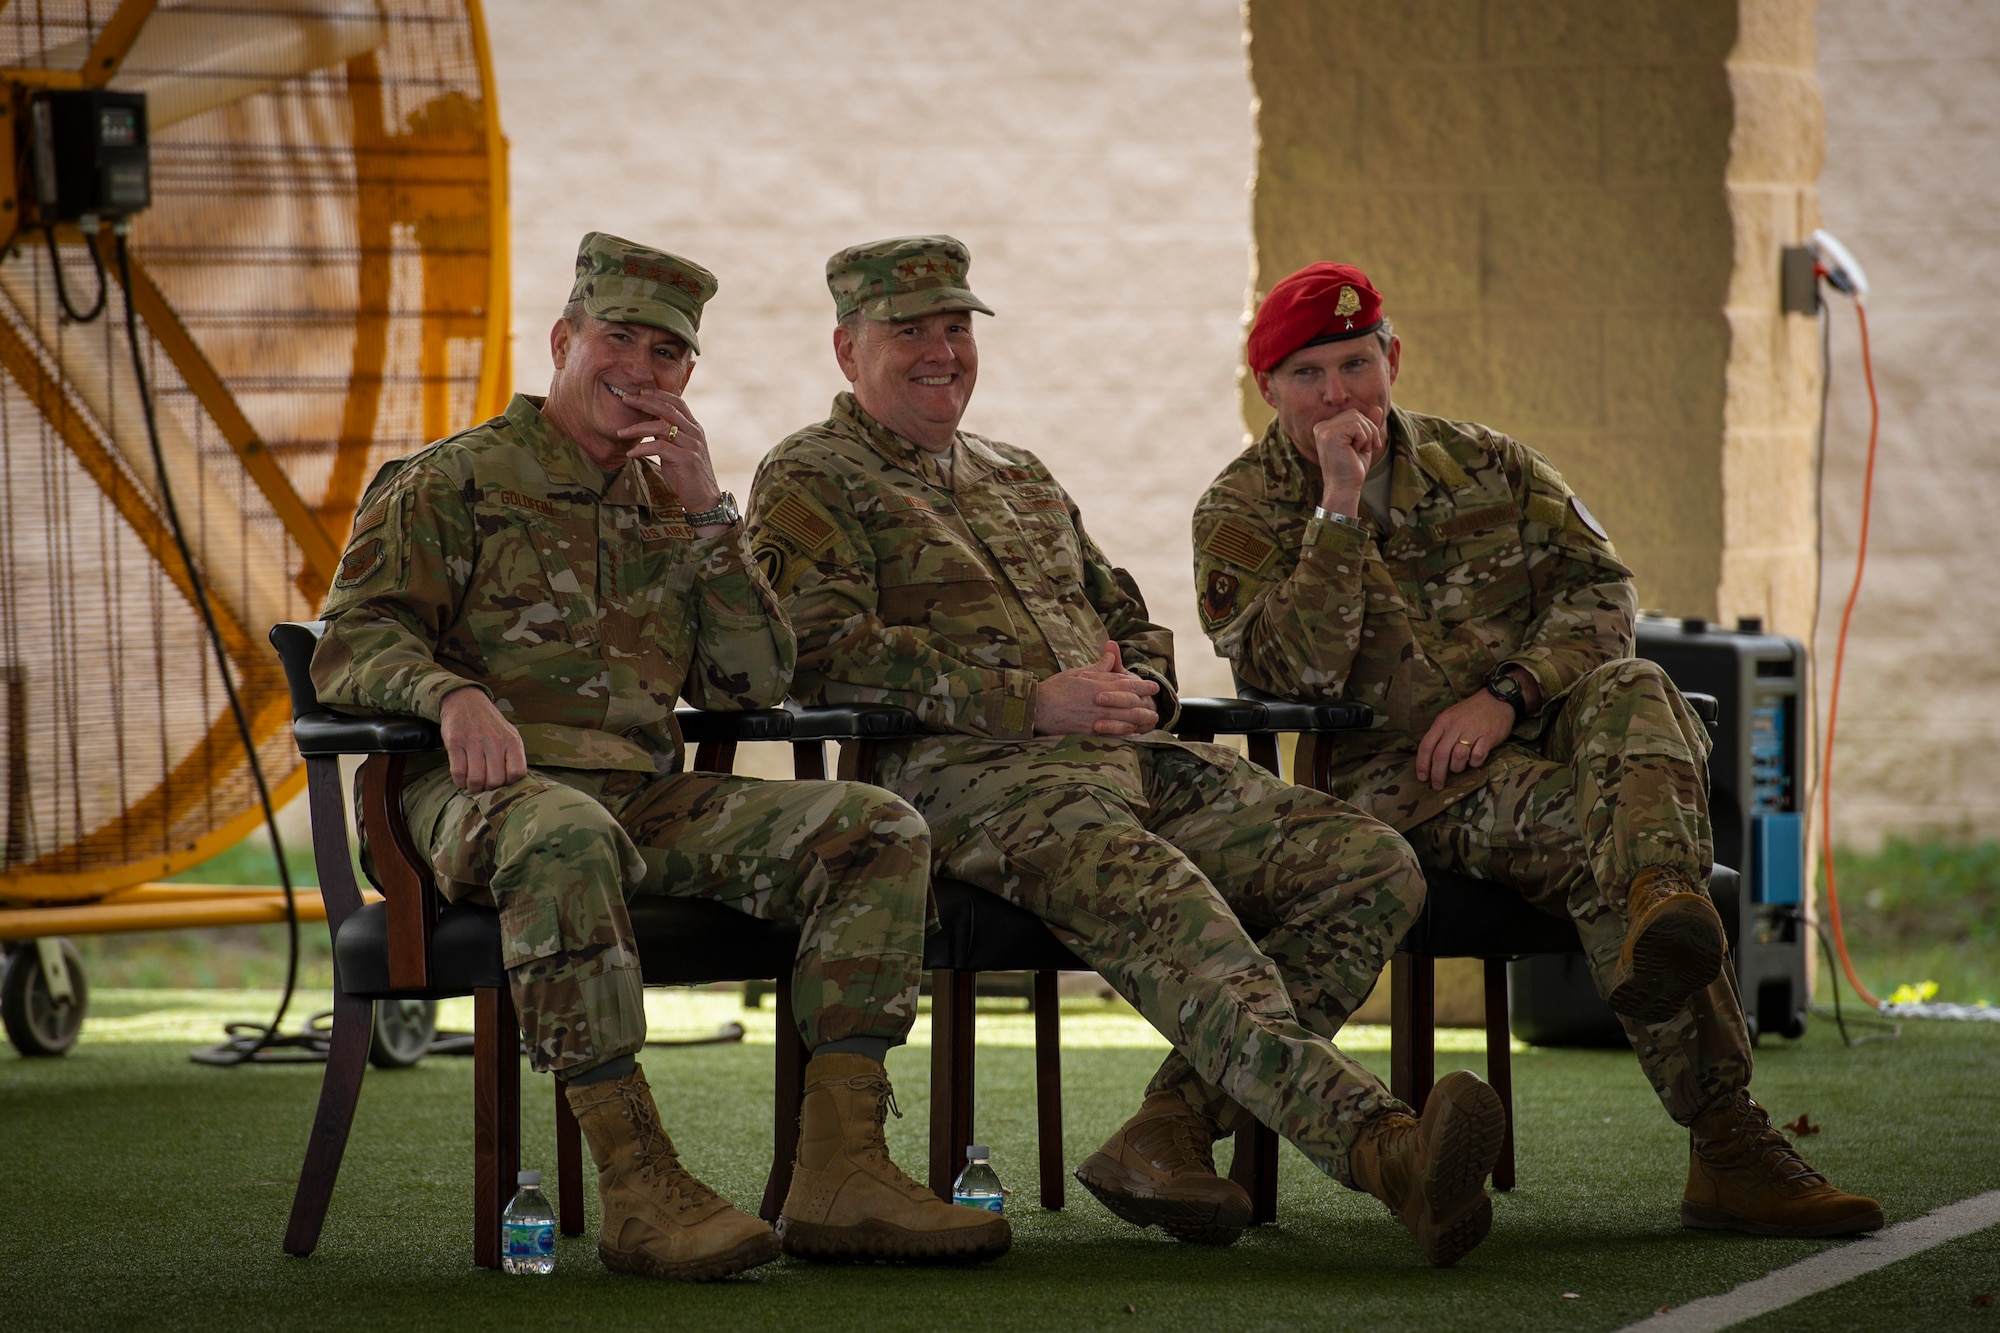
[763, 495, 836, 551]
[1200, 520, 1277, 574]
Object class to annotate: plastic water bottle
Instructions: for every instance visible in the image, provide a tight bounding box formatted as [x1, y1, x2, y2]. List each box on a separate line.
[951, 1144, 1004, 1213]
[502, 1170, 556, 1274]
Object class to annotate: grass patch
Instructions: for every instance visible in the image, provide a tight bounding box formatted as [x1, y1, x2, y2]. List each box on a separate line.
[4, 990, 1997, 1331]
[1816, 832, 2000, 1007]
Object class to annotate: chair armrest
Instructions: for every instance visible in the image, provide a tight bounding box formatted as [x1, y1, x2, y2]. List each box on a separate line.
[1173, 697, 1268, 736]
[1235, 684, 1375, 733]
[674, 707, 795, 744]
[789, 703, 921, 742]
[292, 711, 442, 756]
[1683, 691, 1720, 727]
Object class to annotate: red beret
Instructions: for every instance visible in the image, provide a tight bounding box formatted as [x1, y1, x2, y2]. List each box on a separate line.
[1246, 263, 1385, 374]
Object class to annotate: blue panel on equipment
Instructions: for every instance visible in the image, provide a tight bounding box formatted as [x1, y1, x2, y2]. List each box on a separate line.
[1752, 812, 1804, 905]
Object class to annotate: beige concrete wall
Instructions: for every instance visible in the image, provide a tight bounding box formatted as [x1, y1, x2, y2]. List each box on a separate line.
[1812, 0, 2000, 844]
[483, 0, 1255, 700]
[1244, 1, 1824, 637]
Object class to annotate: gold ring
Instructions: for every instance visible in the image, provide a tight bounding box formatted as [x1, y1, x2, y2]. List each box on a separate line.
[1455, 738, 1474, 746]
[665, 424, 680, 443]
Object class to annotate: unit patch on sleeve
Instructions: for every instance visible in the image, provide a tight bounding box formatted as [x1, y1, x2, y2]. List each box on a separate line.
[1199, 519, 1277, 574]
[335, 535, 386, 588]
[1199, 568, 1242, 631]
[1568, 494, 1610, 540]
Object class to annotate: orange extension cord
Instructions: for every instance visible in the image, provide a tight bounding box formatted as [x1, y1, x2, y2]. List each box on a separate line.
[1818, 295, 1883, 1010]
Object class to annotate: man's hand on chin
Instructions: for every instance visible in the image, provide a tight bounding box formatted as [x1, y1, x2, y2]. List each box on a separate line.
[440, 686, 528, 793]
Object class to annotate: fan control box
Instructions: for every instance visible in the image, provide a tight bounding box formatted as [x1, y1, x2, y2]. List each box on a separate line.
[26, 89, 149, 223]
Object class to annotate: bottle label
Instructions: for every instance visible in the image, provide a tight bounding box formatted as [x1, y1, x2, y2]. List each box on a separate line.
[505, 1222, 554, 1258]
[952, 1193, 1004, 1214]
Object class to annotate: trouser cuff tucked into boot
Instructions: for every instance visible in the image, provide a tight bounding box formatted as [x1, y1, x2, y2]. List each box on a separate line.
[565, 1063, 779, 1280]
[1074, 1090, 1253, 1246]
[1348, 1070, 1506, 1268]
[1606, 866, 1726, 1024]
[1682, 1089, 1884, 1237]
[777, 1052, 1011, 1262]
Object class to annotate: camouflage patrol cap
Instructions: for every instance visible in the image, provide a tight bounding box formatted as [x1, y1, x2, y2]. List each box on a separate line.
[568, 231, 718, 353]
[825, 235, 995, 322]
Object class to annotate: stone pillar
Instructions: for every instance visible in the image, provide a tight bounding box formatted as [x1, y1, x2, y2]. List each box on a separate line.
[1245, 0, 1824, 629]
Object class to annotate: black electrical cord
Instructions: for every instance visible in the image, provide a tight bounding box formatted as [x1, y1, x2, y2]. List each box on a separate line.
[109, 229, 306, 1066]
[45, 225, 108, 323]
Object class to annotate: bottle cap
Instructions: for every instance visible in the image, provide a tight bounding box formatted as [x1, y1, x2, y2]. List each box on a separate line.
[966, 1145, 989, 1159]
[517, 1170, 541, 1187]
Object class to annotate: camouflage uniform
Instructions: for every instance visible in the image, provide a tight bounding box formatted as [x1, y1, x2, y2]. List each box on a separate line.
[750, 381, 1427, 1187]
[311, 237, 930, 1076]
[1194, 408, 1753, 1123]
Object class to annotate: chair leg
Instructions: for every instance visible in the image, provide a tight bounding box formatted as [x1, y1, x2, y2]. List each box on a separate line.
[1032, 971, 1064, 1209]
[555, 1079, 585, 1236]
[283, 990, 373, 1257]
[474, 986, 522, 1271]
[1228, 1123, 1280, 1226]
[1484, 959, 1517, 1191]
[1390, 954, 1437, 1114]
[759, 975, 809, 1223]
[928, 968, 977, 1199]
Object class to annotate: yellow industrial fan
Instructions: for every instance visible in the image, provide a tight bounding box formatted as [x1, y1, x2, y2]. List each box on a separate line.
[0, 0, 509, 1055]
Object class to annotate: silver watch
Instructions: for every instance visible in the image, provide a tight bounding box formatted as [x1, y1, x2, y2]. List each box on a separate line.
[685, 491, 741, 528]
[1313, 505, 1366, 530]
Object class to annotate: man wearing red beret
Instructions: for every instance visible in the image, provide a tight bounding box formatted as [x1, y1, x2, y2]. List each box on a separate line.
[1191, 262, 1882, 1239]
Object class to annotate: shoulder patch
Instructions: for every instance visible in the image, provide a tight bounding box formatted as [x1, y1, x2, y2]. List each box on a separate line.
[1199, 568, 1241, 631]
[752, 534, 803, 598]
[334, 534, 386, 588]
[762, 494, 838, 553]
[1568, 494, 1610, 540]
[1200, 519, 1277, 575]
[1531, 456, 1568, 491]
[1524, 492, 1570, 528]
[1413, 440, 1473, 489]
[349, 495, 389, 538]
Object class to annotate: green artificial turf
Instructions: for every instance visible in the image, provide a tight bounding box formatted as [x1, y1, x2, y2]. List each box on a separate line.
[3, 990, 1997, 1332]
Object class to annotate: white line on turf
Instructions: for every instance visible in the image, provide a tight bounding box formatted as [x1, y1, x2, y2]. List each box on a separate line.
[1619, 1189, 2000, 1333]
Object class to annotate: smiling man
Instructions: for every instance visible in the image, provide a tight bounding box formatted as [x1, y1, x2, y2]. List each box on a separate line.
[748, 236, 1513, 1269]
[1194, 261, 1882, 1239]
[311, 233, 1011, 1280]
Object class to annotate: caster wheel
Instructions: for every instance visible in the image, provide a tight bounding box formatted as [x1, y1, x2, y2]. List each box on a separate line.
[2, 938, 89, 1057]
[368, 998, 438, 1068]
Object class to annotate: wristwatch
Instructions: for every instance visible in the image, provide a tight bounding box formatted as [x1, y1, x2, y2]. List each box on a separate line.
[684, 491, 741, 529]
[1485, 665, 1529, 722]
[1312, 505, 1367, 531]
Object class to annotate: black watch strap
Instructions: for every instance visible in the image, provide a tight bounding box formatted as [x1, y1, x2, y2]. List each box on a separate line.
[1485, 668, 1528, 721]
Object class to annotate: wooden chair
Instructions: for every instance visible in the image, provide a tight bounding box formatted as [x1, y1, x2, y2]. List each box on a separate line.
[270, 621, 901, 1267]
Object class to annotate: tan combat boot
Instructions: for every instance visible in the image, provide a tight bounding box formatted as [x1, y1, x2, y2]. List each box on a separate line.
[1605, 866, 1727, 1024]
[1682, 1090, 1884, 1237]
[565, 1064, 780, 1280]
[1074, 1090, 1253, 1245]
[1348, 1070, 1507, 1268]
[777, 1052, 1012, 1261]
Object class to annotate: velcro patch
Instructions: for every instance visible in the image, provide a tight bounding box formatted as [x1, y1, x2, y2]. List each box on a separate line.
[1428, 502, 1522, 542]
[334, 535, 386, 588]
[1569, 494, 1610, 540]
[1524, 492, 1570, 529]
[991, 467, 1039, 483]
[1001, 695, 1028, 733]
[884, 493, 938, 514]
[752, 536, 801, 597]
[495, 487, 558, 518]
[1531, 457, 1567, 491]
[1007, 495, 1067, 514]
[1200, 519, 1277, 574]
[349, 496, 388, 538]
[1200, 568, 1241, 631]
[762, 494, 836, 552]
[1414, 440, 1473, 489]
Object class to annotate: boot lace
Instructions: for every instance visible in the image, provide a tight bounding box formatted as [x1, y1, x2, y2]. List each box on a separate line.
[1698, 1094, 1827, 1193]
[617, 1081, 720, 1210]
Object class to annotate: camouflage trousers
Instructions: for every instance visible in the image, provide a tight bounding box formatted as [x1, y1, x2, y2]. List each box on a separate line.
[928, 741, 1426, 1187]
[1401, 657, 1753, 1123]
[401, 762, 931, 1076]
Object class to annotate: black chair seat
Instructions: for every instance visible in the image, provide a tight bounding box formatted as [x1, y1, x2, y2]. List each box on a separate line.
[335, 880, 1088, 1003]
[1396, 865, 1742, 959]
[926, 878, 1088, 973]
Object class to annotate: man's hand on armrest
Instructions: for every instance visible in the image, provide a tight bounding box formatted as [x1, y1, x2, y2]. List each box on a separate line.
[1032, 641, 1160, 737]
[440, 685, 527, 793]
